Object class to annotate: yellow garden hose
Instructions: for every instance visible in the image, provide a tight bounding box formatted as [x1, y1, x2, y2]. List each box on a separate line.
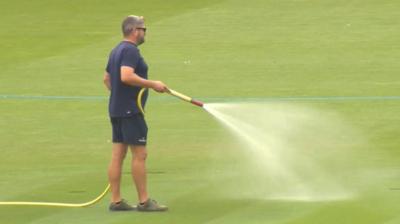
[138, 87, 204, 111]
[166, 88, 204, 107]
[137, 88, 147, 115]
[0, 87, 200, 207]
[0, 89, 145, 207]
[0, 184, 110, 207]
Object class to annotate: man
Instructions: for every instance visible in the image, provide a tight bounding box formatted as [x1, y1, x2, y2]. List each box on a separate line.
[103, 15, 168, 212]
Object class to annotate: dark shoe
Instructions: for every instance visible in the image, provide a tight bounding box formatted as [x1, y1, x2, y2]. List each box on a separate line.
[109, 199, 136, 211]
[137, 198, 168, 212]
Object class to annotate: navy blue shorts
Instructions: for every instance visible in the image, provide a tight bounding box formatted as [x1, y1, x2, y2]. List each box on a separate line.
[110, 114, 148, 145]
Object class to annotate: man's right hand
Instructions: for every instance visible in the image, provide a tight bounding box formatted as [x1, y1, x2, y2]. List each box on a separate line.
[151, 81, 168, 93]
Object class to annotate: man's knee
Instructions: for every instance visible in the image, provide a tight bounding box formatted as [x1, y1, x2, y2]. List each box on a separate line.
[139, 151, 147, 161]
[131, 146, 147, 161]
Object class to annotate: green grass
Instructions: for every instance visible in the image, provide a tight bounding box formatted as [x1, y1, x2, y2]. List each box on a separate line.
[0, 0, 399, 223]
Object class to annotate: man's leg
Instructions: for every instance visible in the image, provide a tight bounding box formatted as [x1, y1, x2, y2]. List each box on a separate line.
[130, 145, 148, 203]
[108, 143, 128, 203]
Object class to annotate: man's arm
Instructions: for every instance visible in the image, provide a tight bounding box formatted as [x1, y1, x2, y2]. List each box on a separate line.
[103, 71, 111, 91]
[120, 66, 167, 92]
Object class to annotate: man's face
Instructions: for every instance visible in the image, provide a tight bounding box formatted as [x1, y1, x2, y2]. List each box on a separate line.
[135, 25, 146, 45]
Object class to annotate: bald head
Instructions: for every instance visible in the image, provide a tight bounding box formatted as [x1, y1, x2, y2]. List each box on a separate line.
[122, 15, 145, 37]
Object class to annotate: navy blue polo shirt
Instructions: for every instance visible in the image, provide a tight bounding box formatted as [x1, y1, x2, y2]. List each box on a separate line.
[106, 41, 148, 117]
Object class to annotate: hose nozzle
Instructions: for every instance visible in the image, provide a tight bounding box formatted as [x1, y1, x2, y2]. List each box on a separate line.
[166, 89, 204, 108]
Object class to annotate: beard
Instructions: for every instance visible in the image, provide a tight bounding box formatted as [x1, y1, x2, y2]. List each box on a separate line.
[137, 36, 145, 45]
